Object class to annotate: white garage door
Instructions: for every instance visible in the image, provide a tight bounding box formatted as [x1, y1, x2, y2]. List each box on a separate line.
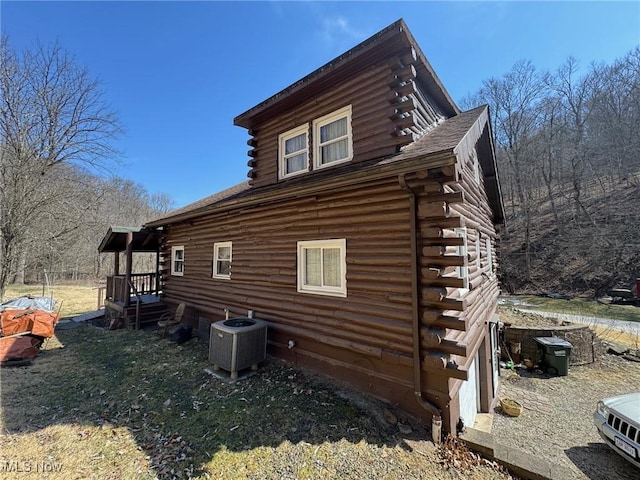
[490, 323, 500, 396]
[458, 354, 480, 429]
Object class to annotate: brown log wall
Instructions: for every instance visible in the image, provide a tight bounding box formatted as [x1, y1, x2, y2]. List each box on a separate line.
[162, 177, 413, 336]
[246, 54, 446, 188]
[159, 173, 458, 417]
[159, 123, 499, 433]
[412, 129, 501, 428]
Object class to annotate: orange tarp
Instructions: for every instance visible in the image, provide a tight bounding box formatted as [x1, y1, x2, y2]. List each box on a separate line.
[0, 336, 41, 362]
[0, 309, 58, 338]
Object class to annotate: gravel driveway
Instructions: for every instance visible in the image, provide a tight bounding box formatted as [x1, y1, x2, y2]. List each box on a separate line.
[491, 353, 640, 480]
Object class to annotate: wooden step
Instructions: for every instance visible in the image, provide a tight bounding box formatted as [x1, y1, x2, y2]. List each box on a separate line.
[123, 303, 169, 329]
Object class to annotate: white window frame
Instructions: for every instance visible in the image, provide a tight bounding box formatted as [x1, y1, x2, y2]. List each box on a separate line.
[278, 124, 309, 179]
[171, 246, 184, 276]
[297, 239, 347, 297]
[313, 105, 353, 170]
[213, 242, 232, 279]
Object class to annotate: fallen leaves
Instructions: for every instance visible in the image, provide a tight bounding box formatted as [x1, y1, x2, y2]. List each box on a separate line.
[438, 434, 506, 476]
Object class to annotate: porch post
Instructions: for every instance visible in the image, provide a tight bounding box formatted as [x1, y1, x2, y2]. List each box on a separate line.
[124, 231, 133, 307]
[155, 241, 160, 296]
[114, 251, 120, 275]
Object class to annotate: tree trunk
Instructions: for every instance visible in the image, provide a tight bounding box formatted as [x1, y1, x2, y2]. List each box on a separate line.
[12, 247, 27, 284]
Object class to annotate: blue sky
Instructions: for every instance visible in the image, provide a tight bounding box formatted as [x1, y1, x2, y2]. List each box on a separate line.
[2, 1, 639, 208]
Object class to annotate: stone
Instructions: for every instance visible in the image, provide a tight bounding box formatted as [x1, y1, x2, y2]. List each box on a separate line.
[606, 342, 630, 355]
[398, 423, 412, 434]
[383, 408, 397, 425]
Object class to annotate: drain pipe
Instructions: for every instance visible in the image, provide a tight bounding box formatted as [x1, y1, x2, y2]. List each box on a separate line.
[399, 173, 442, 442]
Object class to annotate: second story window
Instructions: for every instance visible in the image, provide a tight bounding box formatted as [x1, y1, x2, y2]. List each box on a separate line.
[313, 105, 352, 169]
[279, 125, 309, 179]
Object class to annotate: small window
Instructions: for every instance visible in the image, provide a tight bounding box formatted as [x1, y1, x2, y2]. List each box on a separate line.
[171, 246, 184, 276]
[485, 237, 494, 278]
[476, 232, 482, 270]
[297, 239, 346, 297]
[213, 242, 232, 279]
[472, 148, 481, 184]
[454, 228, 469, 291]
[279, 125, 309, 179]
[313, 105, 352, 169]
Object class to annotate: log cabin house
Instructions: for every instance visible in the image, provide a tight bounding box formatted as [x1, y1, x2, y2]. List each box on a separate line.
[100, 19, 504, 434]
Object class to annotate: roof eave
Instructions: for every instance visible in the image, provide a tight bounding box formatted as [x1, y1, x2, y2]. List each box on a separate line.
[145, 150, 457, 228]
[452, 105, 505, 225]
[233, 18, 458, 129]
[98, 226, 159, 253]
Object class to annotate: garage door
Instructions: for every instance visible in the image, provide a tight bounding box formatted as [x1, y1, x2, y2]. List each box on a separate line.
[490, 323, 500, 396]
[458, 354, 480, 429]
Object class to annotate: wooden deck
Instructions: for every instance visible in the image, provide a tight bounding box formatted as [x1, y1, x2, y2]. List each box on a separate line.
[105, 273, 159, 305]
[104, 296, 167, 329]
[104, 273, 165, 329]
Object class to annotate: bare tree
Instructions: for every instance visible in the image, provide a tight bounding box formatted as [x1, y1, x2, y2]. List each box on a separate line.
[469, 48, 640, 294]
[588, 48, 640, 181]
[547, 57, 602, 222]
[535, 96, 565, 232]
[0, 37, 122, 298]
[478, 61, 547, 280]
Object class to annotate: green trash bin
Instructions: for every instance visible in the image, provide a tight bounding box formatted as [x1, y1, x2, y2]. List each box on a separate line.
[533, 336, 573, 376]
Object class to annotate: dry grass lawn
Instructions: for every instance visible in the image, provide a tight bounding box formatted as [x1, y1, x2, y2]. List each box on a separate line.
[0, 327, 512, 480]
[3, 287, 636, 478]
[2, 284, 100, 318]
[589, 324, 640, 349]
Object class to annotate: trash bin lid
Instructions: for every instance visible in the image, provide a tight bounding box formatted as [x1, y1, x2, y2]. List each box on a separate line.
[533, 336, 573, 348]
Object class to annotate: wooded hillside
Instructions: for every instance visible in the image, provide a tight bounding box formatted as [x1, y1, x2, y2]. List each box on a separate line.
[464, 48, 640, 296]
[0, 38, 173, 298]
[3, 38, 638, 299]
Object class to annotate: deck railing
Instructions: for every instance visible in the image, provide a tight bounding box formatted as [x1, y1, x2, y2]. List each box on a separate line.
[105, 272, 157, 304]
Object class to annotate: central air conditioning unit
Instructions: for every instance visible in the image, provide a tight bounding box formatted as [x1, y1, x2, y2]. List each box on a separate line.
[209, 317, 267, 379]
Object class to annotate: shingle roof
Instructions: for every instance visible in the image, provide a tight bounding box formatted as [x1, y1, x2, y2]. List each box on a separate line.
[390, 105, 489, 162]
[146, 181, 251, 226]
[146, 105, 504, 227]
[98, 226, 160, 253]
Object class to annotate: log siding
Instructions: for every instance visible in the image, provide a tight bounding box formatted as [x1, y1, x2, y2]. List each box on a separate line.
[246, 56, 446, 188]
[139, 20, 504, 434]
[158, 122, 500, 431]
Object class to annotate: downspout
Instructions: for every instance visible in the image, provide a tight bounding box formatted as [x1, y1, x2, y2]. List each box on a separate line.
[399, 173, 442, 426]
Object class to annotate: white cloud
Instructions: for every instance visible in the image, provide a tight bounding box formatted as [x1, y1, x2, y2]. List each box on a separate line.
[317, 15, 367, 54]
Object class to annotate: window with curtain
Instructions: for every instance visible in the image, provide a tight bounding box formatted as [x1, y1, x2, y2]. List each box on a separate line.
[278, 125, 309, 179]
[297, 239, 346, 296]
[313, 105, 352, 168]
[213, 242, 232, 279]
[171, 246, 184, 276]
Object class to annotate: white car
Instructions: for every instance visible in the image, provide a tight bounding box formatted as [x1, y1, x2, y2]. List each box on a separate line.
[594, 392, 640, 469]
